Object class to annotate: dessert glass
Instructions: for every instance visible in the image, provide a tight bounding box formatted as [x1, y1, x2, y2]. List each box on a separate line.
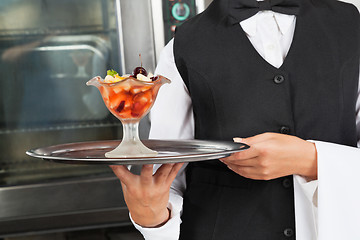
[86, 75, 170, 158]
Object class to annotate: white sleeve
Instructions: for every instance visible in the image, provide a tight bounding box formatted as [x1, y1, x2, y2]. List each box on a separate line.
[316, 141, 360, 240]
[131, 39, 194, 240]
[294, 73, 360, 240]
[149, 39, 194, 140]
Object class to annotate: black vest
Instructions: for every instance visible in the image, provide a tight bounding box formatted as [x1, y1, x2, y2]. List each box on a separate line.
[174, 0, 359, 239]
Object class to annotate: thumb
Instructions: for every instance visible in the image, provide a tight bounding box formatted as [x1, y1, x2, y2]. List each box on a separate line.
[233, 137, 243, 143]
[233, 137, 252, 146]
[233, 133, 271, 145]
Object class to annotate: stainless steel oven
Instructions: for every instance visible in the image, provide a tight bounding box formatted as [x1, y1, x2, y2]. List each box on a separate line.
[0, 0, 209, 238]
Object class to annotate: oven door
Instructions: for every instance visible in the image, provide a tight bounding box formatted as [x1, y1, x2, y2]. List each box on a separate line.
[0, 0, 155, 237]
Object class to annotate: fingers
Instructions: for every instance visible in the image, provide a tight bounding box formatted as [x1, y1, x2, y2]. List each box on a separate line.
[228, 134, 271, 162]
[221, 144, 260, 162]
[225, 133, 278, 162]
[154, 163, 185, 185]
[234, 132, 274, 145]
[110, 165, 135, 186]
[167, 162, 185, 183]
[112, 162, 184, 188]
[222, 157, 258, 167]
[154, 163, 175, 184]
[226, 163, 252, 175]
[233, 137, 242, 143]
[140, 164, 154, 185]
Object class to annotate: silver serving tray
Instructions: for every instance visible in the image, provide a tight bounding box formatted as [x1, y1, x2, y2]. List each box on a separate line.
[26, 140, 249, 165]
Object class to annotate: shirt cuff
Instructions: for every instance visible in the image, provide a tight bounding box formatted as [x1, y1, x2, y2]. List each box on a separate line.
[293, 175, 318, 207]
[130, 193, 183, 240]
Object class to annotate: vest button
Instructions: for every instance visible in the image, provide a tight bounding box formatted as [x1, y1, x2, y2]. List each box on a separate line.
[284, 228, 294, 237]
[274, 74, 285, 84]
[280, 126, 290, 134]
[282, 178, 292, 188]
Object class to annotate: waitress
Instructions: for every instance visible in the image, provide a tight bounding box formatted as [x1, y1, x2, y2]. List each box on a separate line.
[111, 0, 360, 239]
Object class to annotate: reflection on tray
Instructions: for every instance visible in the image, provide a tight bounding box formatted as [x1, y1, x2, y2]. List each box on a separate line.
[26, 139, 250, 165]
[157, 151, 182, 156]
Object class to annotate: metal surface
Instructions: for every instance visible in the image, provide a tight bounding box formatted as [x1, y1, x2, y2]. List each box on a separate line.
[115, 0, 126, 75]
[0, 175, 129, 237]
[0, 0, 206, 237]
[0, 0, 156, 186]
[120, 0, 156, 74]
[150, 0, 165, 62]
[27, 140, 249, 165]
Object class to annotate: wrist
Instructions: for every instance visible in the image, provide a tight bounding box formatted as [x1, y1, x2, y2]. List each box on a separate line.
[150, 208, 171, 228]
[131, 207, 171, 228]
[298, 141, 318, 180]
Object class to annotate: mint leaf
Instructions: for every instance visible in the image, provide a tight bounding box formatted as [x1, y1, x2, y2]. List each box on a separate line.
[107, 69, 118, 77]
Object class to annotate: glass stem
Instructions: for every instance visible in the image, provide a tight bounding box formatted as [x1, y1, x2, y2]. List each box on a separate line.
[122, 120, 140, 143]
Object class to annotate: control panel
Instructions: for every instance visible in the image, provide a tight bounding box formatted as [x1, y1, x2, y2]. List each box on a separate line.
[162, 0, 197, 44]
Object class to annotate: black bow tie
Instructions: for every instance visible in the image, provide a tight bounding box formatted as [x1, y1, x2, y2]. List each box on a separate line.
[228, 0, 301, 24]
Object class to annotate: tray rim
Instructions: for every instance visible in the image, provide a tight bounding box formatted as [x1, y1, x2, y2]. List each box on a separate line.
[26, 139, 250, 165]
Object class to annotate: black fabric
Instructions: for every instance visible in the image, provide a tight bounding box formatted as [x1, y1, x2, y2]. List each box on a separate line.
[181, 166, 295, 240]
[228, 0, 301, 23]
[173, 0, 359, 239]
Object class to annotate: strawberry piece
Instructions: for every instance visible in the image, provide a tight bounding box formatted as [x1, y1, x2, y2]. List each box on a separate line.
[131, 90, 153, 117]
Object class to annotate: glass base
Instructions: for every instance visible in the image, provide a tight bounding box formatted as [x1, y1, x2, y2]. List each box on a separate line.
[105, 140, 158, 158]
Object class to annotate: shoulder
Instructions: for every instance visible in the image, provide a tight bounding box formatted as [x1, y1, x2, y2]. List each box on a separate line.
[173, 11, 213, 64]
[334, 0, 359, 14]
[174, 0, 227, 45]
[312, 0, 359, 18]
[307, 0, 359, 36]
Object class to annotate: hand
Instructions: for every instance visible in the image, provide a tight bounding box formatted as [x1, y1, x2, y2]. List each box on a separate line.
[220, 133, 317, 180]
[110, 163, 184, 227]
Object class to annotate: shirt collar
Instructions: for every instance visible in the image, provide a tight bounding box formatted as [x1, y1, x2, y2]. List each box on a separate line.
[240, 12, 296, 37]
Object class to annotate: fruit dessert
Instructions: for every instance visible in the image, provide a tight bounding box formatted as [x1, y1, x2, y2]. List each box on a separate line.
[86, 62, 170, 158]
[86, 58, 170, 158]
[94, 66, 168, 120]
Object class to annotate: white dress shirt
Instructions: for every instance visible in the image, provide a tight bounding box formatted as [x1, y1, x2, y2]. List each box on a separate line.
[132, 10, 360, 240]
